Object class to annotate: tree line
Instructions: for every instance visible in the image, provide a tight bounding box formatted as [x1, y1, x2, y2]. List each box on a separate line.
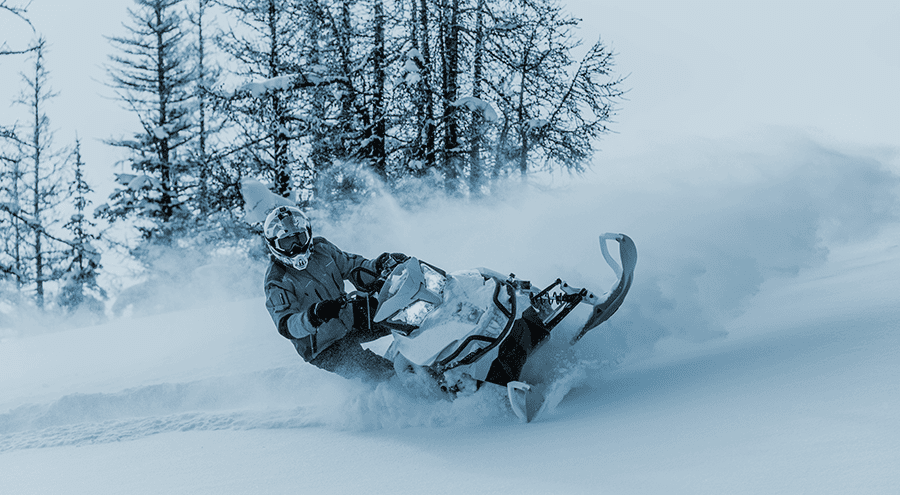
[1, 3, 105, 319]
[0, 0, 623, 318]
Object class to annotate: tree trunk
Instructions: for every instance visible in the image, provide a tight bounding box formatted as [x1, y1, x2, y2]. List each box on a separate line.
[371, 0, 387, 179]
[31, 101, 43, 308]
[196, 0, 209, 215]
[469, 0, 485, 194]
[155, 4, 174, 222]
[419, 0, 435, 171]
[12, 159, 23, 288]
[517, 47, 530, 178]
[266, 0, 291, 197]
[307, 0, 327, 200]
[26, 40, 48, 307]
[440, 0, 460, 190]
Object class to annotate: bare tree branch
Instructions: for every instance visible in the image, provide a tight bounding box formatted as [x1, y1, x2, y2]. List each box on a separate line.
[0, 1, 38, 56]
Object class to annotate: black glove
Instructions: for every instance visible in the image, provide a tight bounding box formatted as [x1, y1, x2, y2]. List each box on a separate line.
[308, 298, 345, 327]
[375, 252, 409, 274]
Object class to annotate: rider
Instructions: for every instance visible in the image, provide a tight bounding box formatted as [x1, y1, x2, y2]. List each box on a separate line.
[262, 205, 407, 382]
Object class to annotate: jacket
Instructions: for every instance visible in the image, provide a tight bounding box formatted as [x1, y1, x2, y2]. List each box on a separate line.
[264, 237, 378, 360]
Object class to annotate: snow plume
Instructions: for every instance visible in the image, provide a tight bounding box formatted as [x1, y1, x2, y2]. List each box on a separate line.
[311, 377, 511, 431]
[109, 240, 267, 318]
[318, 131, 899, 372]
[581, 133, 899, 364]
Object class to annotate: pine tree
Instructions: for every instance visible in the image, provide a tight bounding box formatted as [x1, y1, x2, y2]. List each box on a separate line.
[102, 0, 196, 242]
[304, 0, 401, 204]
[0, 2, 36, 285]
[187, 0, 216, 216]
[404, 0, 437, 176]
[362, 0, 388, 179]
[182, 0, 247, 223]
[216, 0, 305, 199]
[3, 38, 70, 308]
[57, 138, 106, 316]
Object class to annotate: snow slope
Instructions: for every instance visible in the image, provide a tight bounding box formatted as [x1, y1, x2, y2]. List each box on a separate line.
[1, 235, 897, 494]
[2, 2, 898, 493]
[2, 135, 898, 494]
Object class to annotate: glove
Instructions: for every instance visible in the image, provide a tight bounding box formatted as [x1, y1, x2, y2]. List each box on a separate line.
[375, 252, 409, 273]
[308, 298, 345, 327]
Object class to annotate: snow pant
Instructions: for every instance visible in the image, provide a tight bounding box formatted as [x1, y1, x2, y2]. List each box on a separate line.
[308, 296, 394, 383]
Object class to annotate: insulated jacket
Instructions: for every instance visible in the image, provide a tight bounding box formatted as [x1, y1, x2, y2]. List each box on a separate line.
[264, 237, 378, 360]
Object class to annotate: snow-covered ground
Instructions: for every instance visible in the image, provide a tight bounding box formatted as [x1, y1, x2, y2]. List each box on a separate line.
[2, 1, 898, 493]
[1, 237, 897, 494]
[2, 135, 898, 493]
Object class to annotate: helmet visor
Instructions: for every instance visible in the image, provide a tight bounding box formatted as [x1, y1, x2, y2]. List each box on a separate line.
[275, 231, 310, 257]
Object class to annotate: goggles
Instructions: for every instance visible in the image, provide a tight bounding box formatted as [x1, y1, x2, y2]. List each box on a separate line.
[274, 231, 310, 257]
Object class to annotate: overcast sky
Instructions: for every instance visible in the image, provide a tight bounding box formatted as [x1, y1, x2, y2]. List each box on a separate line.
[1, 0, 897, 197]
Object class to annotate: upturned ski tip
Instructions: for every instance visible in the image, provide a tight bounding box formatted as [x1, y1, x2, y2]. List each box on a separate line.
[507, 381, 547, 423]
[570, 233, 637, 345]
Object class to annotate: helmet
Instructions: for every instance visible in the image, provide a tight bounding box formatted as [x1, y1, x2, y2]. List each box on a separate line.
[264, 205, 313, 270]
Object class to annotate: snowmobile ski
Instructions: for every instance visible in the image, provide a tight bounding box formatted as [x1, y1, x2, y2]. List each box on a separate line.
[507, 381, 548, 423]
[570, 233, 637, 345]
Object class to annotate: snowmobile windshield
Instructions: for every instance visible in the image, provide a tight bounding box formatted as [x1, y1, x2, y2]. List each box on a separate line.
[387, 267, 409, 297]
[385, 264, 445, 298]
[375, 258, 446, 329]
[274, 231, 310, 257]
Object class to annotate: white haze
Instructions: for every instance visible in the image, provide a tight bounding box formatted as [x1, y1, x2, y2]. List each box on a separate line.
[320, 130, 899, 358]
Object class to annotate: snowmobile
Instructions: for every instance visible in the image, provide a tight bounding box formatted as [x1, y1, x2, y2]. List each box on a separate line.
[350, 233, 636, 422]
